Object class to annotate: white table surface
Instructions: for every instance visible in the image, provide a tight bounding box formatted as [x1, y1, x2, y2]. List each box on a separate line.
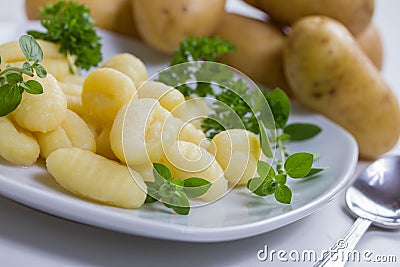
[0, 0, 399, 266]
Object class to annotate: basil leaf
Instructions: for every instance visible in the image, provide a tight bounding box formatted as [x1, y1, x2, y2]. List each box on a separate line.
[153, 163, 172, 183]
[23, 80, 43, 94]
[257, 161, 275, 178]
[304, 168, 324, 177]
[6, 72, 23, 85]
[259, 121, 273, 158]
[33, 64, 47, 78]
[183, 177, 211, 198]
[19, 35, 43, 62]
[265, 89, 290, 129]
[284, 152, 313, 178]
[274, 185, 292, 204]
[284, 123, 322, 141]
[0, 84, 22, 116]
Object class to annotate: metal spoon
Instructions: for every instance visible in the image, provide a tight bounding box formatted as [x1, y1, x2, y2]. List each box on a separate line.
[314, 155, 400, 267]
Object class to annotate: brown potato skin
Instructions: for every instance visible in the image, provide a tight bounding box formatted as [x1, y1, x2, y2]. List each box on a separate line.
[356, 23, 383, 70]
[283, 16, 400, 159]
[243, 0, 374, 35]
[133, 0, 226, 54]
[25, 0, 140, 38]
[215, 13, 290, 93]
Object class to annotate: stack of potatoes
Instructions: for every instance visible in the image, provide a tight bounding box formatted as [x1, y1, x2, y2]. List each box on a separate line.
[26, 0, 400, 159]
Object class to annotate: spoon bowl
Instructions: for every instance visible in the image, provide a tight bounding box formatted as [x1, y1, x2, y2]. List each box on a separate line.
[315, 155, 400, 267]
[346, 155, 400, 228]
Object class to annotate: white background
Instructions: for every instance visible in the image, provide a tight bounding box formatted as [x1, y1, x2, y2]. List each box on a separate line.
[0, 0, 399, 266]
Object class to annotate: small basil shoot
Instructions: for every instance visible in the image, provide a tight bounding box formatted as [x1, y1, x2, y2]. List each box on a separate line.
[0, 35, 46, 117]
[145, 163, 211, 215]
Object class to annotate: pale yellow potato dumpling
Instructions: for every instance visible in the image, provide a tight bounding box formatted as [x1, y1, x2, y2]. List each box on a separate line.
[210, 129, 261, 185]
[82, 68, 137, 124]
[0, 117, 40, 166]
[110, 99, 181, 166]
[95, 125, 118, 160]
[177, 121, 208, 148]
[102, 53, 148, 86]
[162, 141, 228, 202]
[137, 81, 185, 112]
[35, 110, 96, 158]
[59, 82, 84, 116]
[12, 74, 67, 133]
[62, 74, 85, 85]
[172, 97, 209, 129]
[133, 162, 154, 182]
[0, 39, 65, 63]
[46, 147, 147, 209]
[41, 58, 70, 81]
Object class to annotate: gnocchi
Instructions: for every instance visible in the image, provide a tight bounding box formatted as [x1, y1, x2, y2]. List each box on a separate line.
[46, 147, 147, 208]
[82, 68, 137, 124]
[0, 116, 40, 166]
[35, 109, 96, 158]
[12, 74, 67, 133]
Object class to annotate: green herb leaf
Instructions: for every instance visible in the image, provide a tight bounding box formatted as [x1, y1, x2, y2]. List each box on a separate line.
[33, 64, 47, 78]
[22, 80, 43, 94]
[257, 161, 275, 178]
[22, 62, 33, 73]
[182, 177, 211, 198]
[27, 0, 102, 71]
[247, 177, 268, 196]
[284, 152, 314, 178]
[163, 191, 190, 215]
[274, 185, 292, 204]
[19, 34, 44, 62]
[153, 163, 172, 182]
[284, 123, 322, 141]
[265, 89, 291, 129]
[0, 84, 22, 116]
[262, 178, 277, 195]
[304, 168, 324, 177]
[6, 72, 23, 85]
[275, 174, 287, 185]
[260, 121, 273, 158]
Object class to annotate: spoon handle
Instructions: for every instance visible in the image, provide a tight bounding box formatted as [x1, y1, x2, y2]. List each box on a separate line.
[314, 217, 372, 267]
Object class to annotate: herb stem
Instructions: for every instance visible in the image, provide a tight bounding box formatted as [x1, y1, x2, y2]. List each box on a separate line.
[0, 67, 34, 77]
[277, 136, 286, 163]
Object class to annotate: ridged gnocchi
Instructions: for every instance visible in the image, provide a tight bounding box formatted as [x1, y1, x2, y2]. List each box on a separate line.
[82, 68, 137, 124]
[46, 147, 147, 209]
[102, 53, 148, 87]
[12, 74, 67, 133]
[35, 109, 96, 158]
[210, 129, 261, 185]
[0, 116, 40, 166]
[161, 141, 228, 202]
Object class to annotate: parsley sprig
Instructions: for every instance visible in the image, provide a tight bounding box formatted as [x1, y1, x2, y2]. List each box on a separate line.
[0, 35, 46, 117]
[158, 36, 324, 204]
[145, 163, 211, 215]
[27, 0, 102, 73]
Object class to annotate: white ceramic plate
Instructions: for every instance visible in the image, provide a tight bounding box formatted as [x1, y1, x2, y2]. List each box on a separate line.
[0, 22, 358, 242]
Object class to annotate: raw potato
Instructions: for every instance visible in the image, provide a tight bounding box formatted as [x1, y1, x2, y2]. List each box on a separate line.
[46, 147, 147, 209]
[102, 53, 148, 87]
[210, 129, 261, 185]
[12, 74, 67, 133]
[82, 68, 137, 124]
[0, 117, 40, 166]
[243, 0, 374, 35]
[283, 16, 400, 159]
[25, 0, 140, 38]
[35, 109, 96, 158]
[110, 99, 181, 166]
[215, 13, 290, 93]
[161, 141, 228, 202]
[137, 81, 185, 112]
[356, 23, 383, 70]
[133, 0, 226, 53]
